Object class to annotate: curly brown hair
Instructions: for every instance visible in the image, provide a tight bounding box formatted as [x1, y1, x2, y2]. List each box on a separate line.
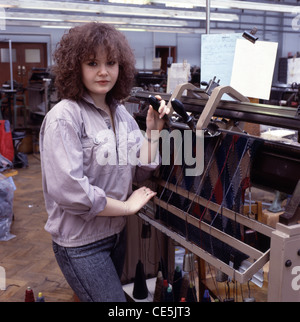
[52, 22, 136, 104]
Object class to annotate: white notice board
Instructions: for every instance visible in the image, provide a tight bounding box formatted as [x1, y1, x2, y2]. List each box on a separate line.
[230, 39, 278, 100]
[201, 33, 242, 87]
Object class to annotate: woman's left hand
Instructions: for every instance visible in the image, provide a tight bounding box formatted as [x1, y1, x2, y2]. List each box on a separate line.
[146, 95, 170, 134]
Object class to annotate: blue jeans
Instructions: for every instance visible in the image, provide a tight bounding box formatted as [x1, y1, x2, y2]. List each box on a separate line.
[52, 228, 127, 302]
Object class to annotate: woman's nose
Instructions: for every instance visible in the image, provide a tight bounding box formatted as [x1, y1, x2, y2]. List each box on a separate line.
[97, 64, 108, 76]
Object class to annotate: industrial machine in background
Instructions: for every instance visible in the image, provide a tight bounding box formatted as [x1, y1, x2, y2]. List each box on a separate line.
[127, 80, 300, 302]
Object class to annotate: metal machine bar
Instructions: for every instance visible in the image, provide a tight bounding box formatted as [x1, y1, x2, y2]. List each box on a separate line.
[206, 0, 210, 34]
[138, 211, 270, 285]
[131, 89, 300, 130]
[195, 85, 249, 131]
[155, 178, 274, 238]
[8, 40, 13, 91]
[153, 196, 264, 260]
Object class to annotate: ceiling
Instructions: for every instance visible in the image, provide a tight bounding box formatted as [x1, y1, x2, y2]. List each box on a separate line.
[0, 0, 300, 34]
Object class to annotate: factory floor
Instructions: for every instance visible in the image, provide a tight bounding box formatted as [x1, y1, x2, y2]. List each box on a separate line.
[0, 153, 74, 302]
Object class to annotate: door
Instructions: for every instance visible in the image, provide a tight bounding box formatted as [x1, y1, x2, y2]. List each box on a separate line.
[155, 46, 177, 73]
[0, 42, 47, 89]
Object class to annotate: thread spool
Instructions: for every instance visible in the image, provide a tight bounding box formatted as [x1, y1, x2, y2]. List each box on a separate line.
[164, 285, 173, 302]
[183, 253, 195, 272]
[202, 289, 211, 302]
[172, 266, 182, 302]
[179, 273, 190, 300]
[25, 286, 35, 302]
[162, 279, 168, 301]
[216, 269, 228, 283]
[133, 260, 148, 300]
[186, 282, 197, 302]
[36, 292, 45, 302]
[153, 271, 163, 302]
[243, 297, 256, 302]
[158, 258, 168, 280]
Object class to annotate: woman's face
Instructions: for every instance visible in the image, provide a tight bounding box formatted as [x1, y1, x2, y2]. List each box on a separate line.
[81, 47, 119, 104]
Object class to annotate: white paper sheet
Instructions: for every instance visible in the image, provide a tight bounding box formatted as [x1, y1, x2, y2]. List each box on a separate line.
[287, 57, 300, 84]
[230, 39, 278, 100]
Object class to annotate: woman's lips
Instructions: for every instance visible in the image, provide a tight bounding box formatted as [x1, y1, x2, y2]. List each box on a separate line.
[97, 80, 109, 85]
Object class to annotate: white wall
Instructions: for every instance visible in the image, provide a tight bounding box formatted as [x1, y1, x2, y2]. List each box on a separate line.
[124, 31, 201, 70]
[177, 34, 201, 67]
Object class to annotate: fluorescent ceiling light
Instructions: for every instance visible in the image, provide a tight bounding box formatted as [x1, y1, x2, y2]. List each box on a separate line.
[133, 22, 181, 27]
[170, 11, 238, 21]
[117, 27, 147, 31]
[210, 13, 238, 22]
[212, 0, 297, 13]
[41, 25, 72, 29]
[1, 0, 298, 14]
[5, 16, 63, 22]
[1, 0, 238, 21]
[2, 11, 188, 26]
[0, 4, 15, 8]
[109, 0, 150, 4]
[0, 12, 188, 27]
[66, 19, 127, 24]
[164, 1, 194, 9]
[151, 0, 298, 13]
[117, 25, 202, 33]
[103, 10, 169, 17]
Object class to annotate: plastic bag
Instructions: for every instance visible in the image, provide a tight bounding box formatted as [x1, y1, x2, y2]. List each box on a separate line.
[0, 153, 13, 172]
[0, 174, 16, 241]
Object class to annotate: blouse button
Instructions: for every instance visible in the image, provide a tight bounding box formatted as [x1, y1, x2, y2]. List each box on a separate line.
[94, 137, 100, 145]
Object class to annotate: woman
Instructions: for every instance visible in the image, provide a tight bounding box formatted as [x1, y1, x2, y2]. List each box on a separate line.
[39, 22, 169, 301]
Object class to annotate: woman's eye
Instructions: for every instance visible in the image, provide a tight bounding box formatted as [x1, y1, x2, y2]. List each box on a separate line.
[107, 61, 116, 66]
[87, 61, 97, 67]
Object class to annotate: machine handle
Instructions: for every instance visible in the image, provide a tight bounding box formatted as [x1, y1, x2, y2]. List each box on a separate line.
[148, 95, 161, 112]
[148, 95, 169, 122]
[171, 98, 192, 123]
[171, 98, 195, 131]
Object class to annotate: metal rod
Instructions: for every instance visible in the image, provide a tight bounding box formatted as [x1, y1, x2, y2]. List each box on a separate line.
[8, 39, 13, 90]
[154, 178, 274, 238]
[206, 0, 211, 34]
[152, 196, 264, 260]
[130, 90, 300, 131]
[138, 211, 269, 285]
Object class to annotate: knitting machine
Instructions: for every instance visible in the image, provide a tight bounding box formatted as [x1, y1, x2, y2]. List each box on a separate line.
[129, 81, 300, 302]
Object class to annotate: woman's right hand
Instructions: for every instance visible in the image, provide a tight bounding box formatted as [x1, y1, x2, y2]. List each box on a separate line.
[126, 186, 156, 215]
